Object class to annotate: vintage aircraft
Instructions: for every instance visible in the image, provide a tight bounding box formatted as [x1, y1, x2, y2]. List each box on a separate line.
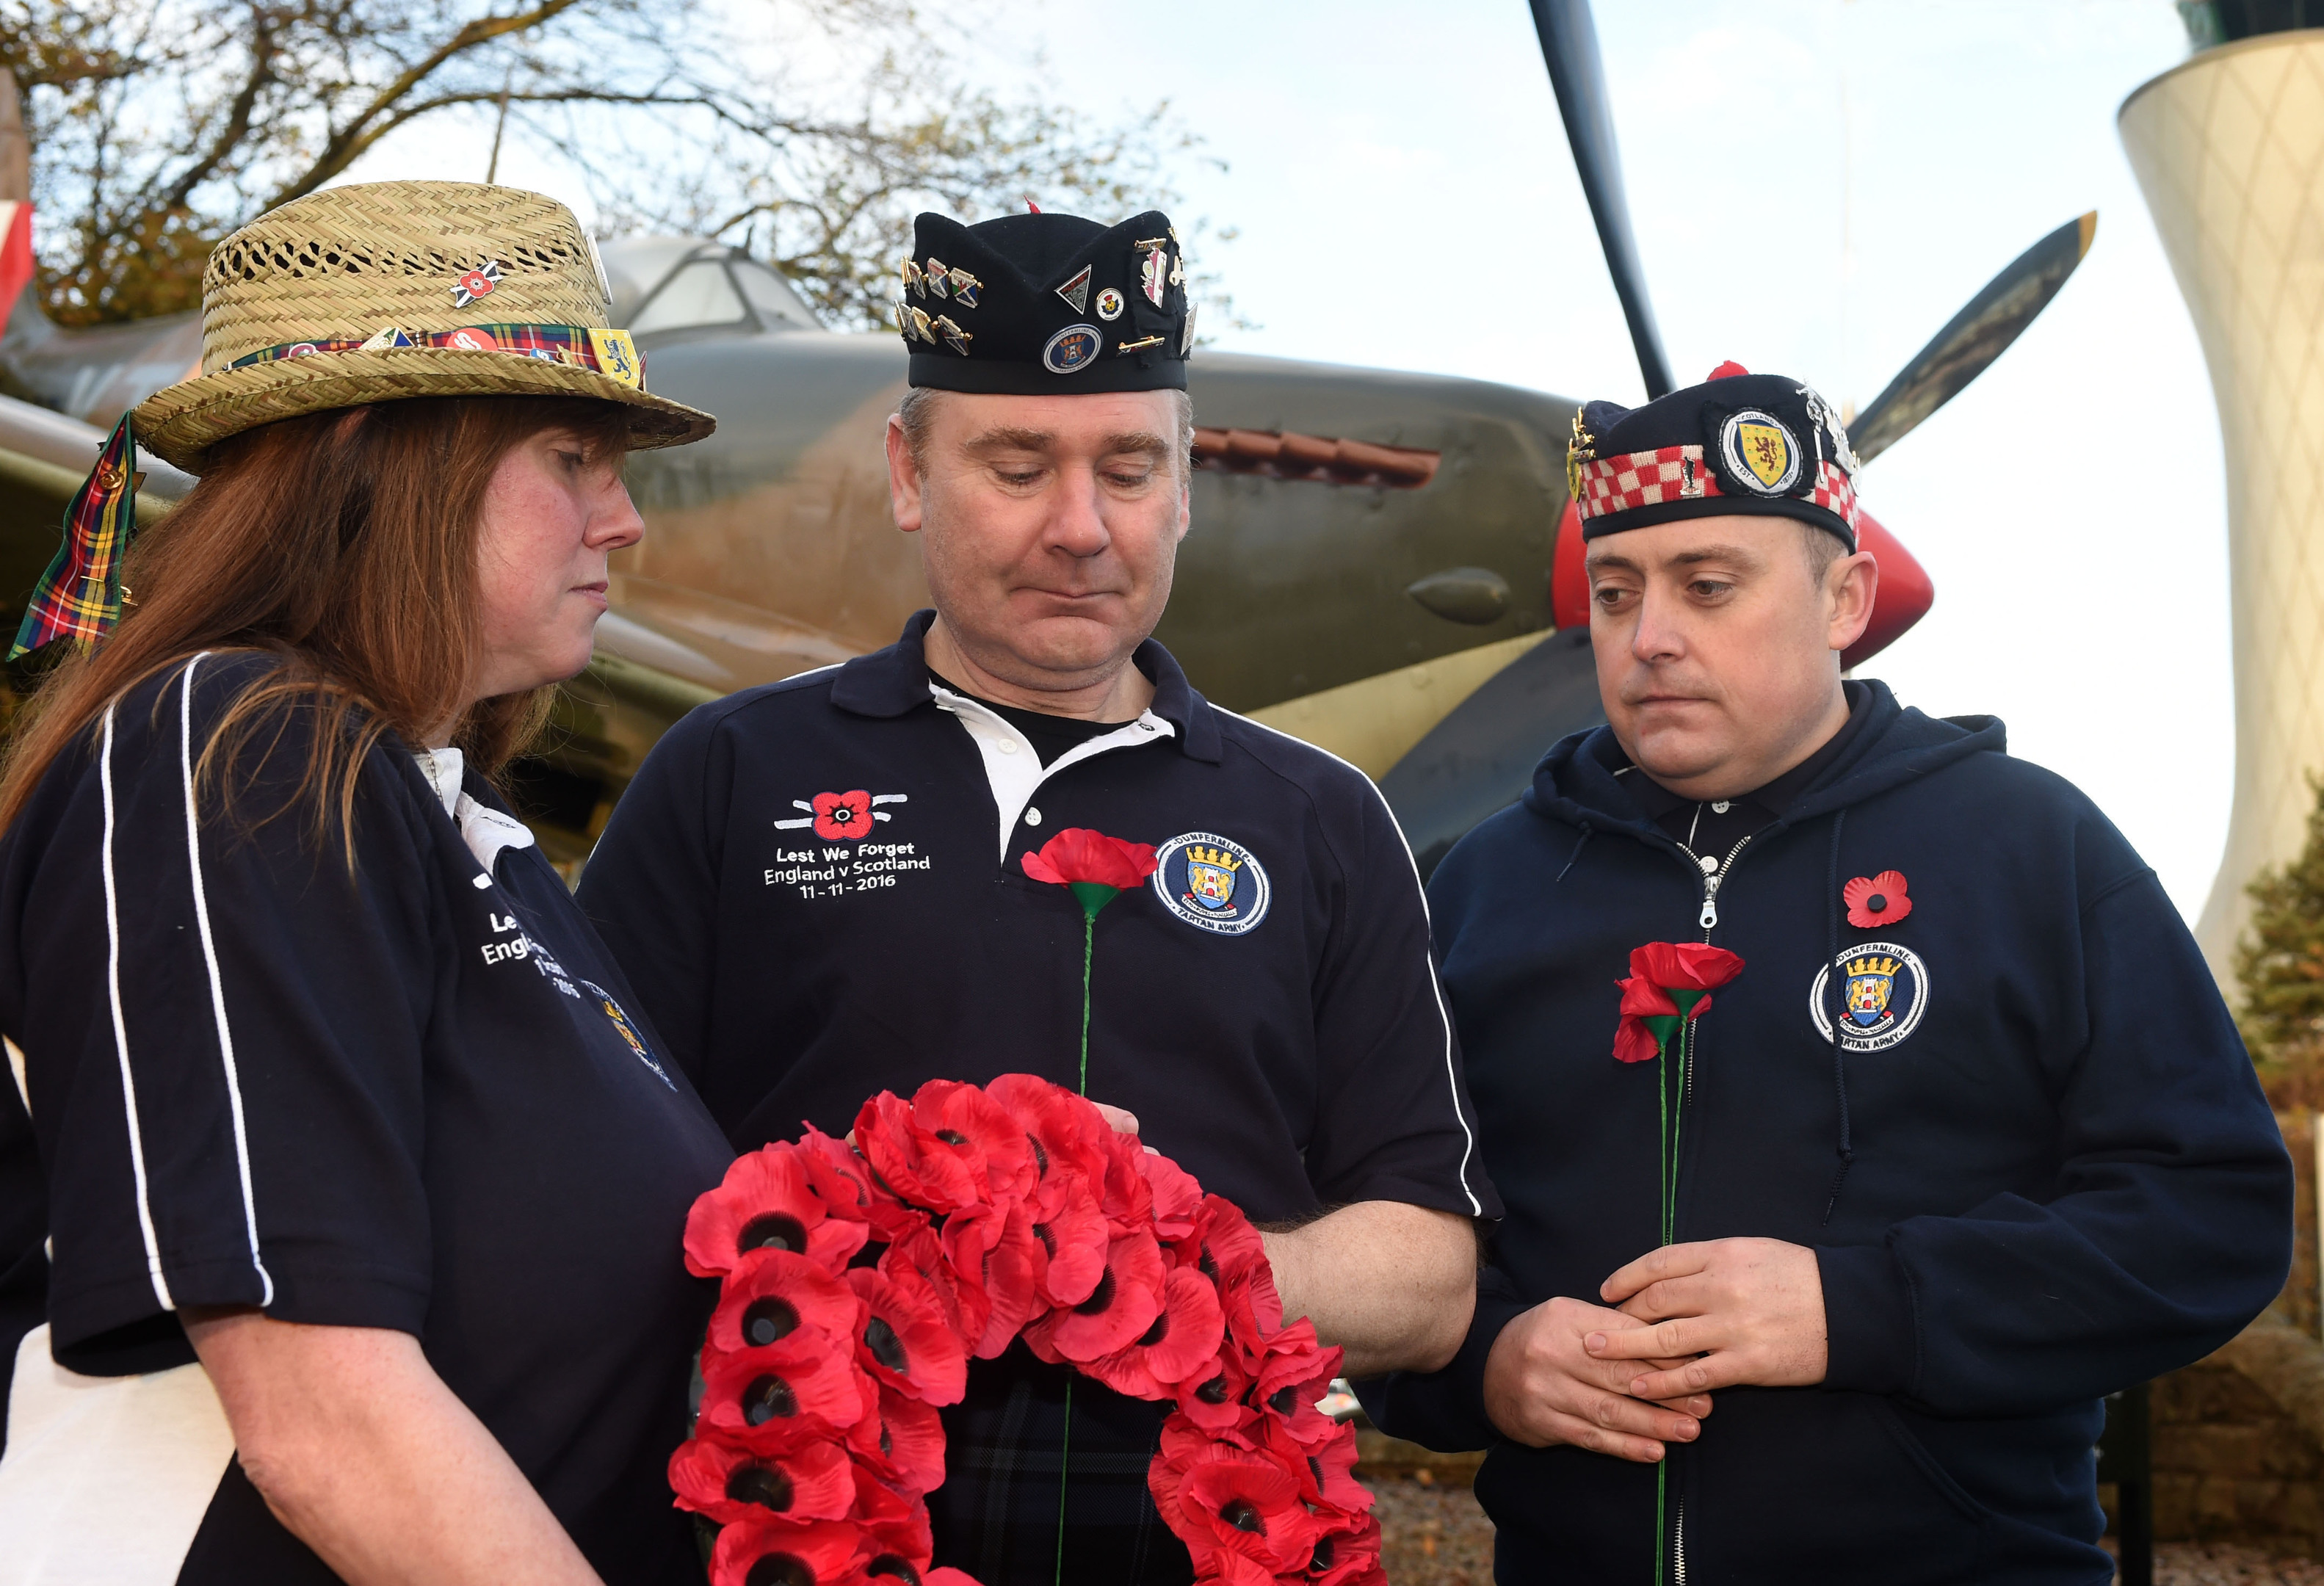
[0, 0, 2092, 873]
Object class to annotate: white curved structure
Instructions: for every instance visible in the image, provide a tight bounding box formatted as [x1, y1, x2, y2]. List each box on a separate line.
[2122, 31, 2324, 982]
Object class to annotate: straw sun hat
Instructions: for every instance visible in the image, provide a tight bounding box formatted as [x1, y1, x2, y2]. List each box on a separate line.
[131, 179, 716, 471]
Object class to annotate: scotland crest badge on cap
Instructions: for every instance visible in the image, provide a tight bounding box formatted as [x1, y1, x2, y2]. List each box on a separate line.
[1717, 409, 1802, 496]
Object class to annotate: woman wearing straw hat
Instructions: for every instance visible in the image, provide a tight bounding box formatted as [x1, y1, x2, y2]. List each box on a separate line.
[0, 181, 732, 1585]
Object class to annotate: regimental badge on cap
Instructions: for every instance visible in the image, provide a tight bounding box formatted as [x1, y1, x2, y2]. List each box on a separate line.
[948, 268, 981, 308]
[1179, 302, 1199, 356]
[1798, 384, 1861, 474]
[934, 314, 971, 356]
[1116, 335, 1164, 357]
[587, 328, 643, 387]
[1043, 324, 1103, 374]
[1137, 242, 1169, 307]
[925, 258, 952, 300]
[1095, 286, 1124, 322]
[1055, 264, 1093, 315]
[450, 258, 503, 308]
[902, 258, 926, 298]
[1717, 408, 1802, 496]
[907, 305, 936, 344]
[358, 326, 415, 350]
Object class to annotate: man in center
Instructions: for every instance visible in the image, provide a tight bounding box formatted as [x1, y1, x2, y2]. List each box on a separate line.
[577, 206, 1495, 1582]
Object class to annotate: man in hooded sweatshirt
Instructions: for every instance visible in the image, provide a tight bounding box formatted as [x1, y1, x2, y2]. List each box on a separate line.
[1364, 363, 2293, 1584]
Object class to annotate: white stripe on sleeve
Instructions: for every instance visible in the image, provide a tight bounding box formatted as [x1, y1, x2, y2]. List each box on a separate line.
[99, 702, 173, 1312]
[176, 653, 275, 1307]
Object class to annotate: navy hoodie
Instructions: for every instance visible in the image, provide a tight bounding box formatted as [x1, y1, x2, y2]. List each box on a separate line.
[1367, 681, 2292, 1585]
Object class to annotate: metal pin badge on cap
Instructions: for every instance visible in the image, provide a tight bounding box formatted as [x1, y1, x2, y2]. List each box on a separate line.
[1043, 325, 1102, 374]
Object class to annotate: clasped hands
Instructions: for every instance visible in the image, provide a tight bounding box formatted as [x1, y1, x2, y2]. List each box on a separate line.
[1481, 1237, 1830, 1463]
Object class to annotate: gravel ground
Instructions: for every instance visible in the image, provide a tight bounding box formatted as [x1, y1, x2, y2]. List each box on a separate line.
[1360, 1477, 2324, 1586]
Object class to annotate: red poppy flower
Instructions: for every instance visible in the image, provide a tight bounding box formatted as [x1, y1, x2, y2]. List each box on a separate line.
[705, 1249, 864, 1360]
[811, 789, 875, 842]
[686, 1145, 872, 1279]
[1170, 1195, 1270, 1289]
[1155, 1442, 1325, 1574]
[1170, 1341, 1259, 1435]
[938, 1199, 1045, 1359]
[1024, 1228, 1167, 1364]
[1252, 1319, 1342, 1452]
[1099, 1127, 1157, 1237]
[1612, 973, 1679, 1065]
[1305, 1510, 1387, 1586]
[708, 1514, 863, 1586]
[668, 1432, 855, 1526]
[878, 1222, 993, 1353]
[847, 1380, 946, 1497]
[1087, 1267, 1227, 1400]
[1137, 1149, 1203, 1242]
[847, 1265, 969, 1406]
[988, 1073, 1115, 1198]
[794, 1125, 877, 1219]
[1628, 941, 1745, 996]
[909, 1078, 1036, 1204]
[847, 1462, 935, 1578]
[1018, 1167, 1108, 1310]
[1020, 827, 1160, 891]
[698, 1337, 867, 1446]
[854, 1091, 985, 1215]
[1844, 869, 1913, 929]
[1268, 1416, 1369, 1515]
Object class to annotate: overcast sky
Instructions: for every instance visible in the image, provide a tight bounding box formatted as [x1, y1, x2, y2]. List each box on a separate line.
[410, 1, 2231, 914]
[965, 0, 2230, 916]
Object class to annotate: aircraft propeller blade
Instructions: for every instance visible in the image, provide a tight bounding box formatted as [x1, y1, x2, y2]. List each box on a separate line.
[1848, 211, 2096, 466]
[1526, 0, 1673, 399]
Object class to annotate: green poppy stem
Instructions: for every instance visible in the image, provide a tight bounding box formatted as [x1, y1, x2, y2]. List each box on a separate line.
[1079, 910, 1094, 1097]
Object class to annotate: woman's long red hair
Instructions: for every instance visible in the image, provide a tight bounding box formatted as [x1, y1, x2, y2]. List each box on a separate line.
[0, 395, 634, 850]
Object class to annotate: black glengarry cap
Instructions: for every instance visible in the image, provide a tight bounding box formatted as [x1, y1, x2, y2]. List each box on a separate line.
[897, 208, 1193, 394]
[1569, 363, 1862, 551]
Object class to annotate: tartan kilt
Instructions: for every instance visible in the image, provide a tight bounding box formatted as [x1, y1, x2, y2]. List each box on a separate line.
[927, 1342, 1195, 1585]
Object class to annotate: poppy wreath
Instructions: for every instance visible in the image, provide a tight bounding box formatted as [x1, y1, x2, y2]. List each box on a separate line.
[674, 1075, 1383, 1586]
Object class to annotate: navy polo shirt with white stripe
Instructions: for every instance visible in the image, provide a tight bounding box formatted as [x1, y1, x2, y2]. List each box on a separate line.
[581, 611, 1498, 1582]
[579, 609, 1499, 1226]
[0, 653, 732, 1584]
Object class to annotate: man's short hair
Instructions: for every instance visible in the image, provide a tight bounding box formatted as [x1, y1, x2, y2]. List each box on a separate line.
[895, 387, 1196, 481]
[1800, 521, 1844, 588]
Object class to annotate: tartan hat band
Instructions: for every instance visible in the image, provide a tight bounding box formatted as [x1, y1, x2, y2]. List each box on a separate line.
[225, 324, 645, 388]
[129, 180, 714, 472]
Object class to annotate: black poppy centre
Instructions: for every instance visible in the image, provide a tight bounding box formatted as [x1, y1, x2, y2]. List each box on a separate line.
[866, 1557, 922, 1583]
[1074, 1266, 1118, 1315]
[864, 1315, 911, 1374]
[726, 1462, 796, 1513]
[742, 1373, 799, 1424]
[745, 1555, 814, 1586]
[739, 1212, 808, 1255]
[743, 1296, 800, 1347]
[1220, 1498, 1267, 1535]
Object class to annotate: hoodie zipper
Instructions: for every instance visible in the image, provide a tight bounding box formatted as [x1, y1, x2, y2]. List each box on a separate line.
[1679, 831, 1756, 937]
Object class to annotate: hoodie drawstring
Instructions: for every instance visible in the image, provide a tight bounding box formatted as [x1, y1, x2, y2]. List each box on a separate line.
[1822, 807, 1855, 1224]
[1556, 822, 1595, 883]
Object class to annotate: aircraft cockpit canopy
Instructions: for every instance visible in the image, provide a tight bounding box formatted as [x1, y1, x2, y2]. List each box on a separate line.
[599, 238, 822, 338]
